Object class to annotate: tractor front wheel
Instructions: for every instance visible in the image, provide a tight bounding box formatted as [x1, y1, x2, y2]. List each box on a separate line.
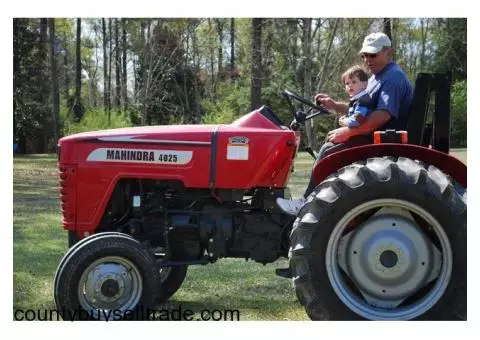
[54, 233, 160, 320]
[289, 157, 466, 320]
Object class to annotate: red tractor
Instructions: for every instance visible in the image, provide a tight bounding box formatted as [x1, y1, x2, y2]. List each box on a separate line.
[54, 73, 466, 320]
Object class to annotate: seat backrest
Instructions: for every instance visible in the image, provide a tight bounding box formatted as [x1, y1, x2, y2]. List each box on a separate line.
[406, 73, 432, 145]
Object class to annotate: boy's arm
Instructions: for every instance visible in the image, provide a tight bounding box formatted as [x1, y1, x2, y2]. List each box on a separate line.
[346, 103, 369, 128]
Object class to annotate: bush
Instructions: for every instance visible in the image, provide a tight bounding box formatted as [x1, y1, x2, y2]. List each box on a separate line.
[60, 108, 131, 136]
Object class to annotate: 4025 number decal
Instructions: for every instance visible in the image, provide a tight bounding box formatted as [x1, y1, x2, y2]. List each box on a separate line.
[158, 154, 178, 162]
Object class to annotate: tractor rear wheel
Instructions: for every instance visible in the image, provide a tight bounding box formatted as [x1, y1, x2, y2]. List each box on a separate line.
[54, 233, 159, 320]
[289, 157, 466, 320]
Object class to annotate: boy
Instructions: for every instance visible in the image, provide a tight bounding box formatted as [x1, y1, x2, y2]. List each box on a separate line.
[338, 65, 372, 129]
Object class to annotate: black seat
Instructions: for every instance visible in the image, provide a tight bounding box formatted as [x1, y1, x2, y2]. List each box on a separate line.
[406, 73, 432, 146]
[406, 73, 451, 153]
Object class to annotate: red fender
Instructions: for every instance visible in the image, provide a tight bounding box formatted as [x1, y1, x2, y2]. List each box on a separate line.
[312, 144, 467, 188]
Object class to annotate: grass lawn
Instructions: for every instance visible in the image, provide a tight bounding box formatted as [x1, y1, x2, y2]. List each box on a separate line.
[12, 149, 467, 320]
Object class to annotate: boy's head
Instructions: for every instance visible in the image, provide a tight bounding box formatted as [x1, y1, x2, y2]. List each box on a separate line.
[341, 65, 369, 97]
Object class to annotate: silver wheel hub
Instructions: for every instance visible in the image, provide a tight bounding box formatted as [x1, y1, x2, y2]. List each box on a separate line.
[78, 256, 142, 318]
[337, 208, 442, 309]
[327, 200, 452, 320]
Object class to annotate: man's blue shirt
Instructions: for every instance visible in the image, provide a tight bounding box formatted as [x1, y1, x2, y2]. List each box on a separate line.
[365, 62, 413, 130]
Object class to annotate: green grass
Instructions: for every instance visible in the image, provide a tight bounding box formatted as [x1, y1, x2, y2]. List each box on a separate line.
[12, 149, 467, 320]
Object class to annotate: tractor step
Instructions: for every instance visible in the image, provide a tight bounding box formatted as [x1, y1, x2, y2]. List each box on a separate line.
[275, 267, 292, 278]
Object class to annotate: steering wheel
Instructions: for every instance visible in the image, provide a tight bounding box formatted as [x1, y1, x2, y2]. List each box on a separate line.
[281, 90, 331, 122]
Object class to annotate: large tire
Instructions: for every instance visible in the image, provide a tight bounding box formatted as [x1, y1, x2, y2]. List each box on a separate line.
[289, 157, 466, 320]
[156, 265, 188, 303]
[54, 233, 160, 320]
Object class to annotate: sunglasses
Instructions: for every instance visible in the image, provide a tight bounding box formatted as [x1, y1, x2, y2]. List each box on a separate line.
[361, 53, 378, 59]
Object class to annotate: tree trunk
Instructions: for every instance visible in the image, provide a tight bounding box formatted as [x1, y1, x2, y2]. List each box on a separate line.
[287, 19, 299, 84]
[108, 18, 113, 122]
[208, 19, 216, 96]
[102, 18, 108, 115]
[419, 18, 429, 71]
[302, 18, 317, 151]
[315, 18, 339, 92]
[192, 24, 201, 115]
[230, 18, 235, 80]
[250, 18, 263, 111]
[13, 19, 20, 147]
[73, 18, 84, 121]
[63, 32, 70, 108]
[138, 21, 146, 102]
[141, 21, 151, 125]
[383, 18, 392, 40]
[182, 25, 191, 115]
[383, 18, 395, 60]
[39, 18, 49, 152]
[214, 19, 224, 77]
[122, 18, 128, 113]
[115, 19, 121, 110]
[49, 19, 60, 147]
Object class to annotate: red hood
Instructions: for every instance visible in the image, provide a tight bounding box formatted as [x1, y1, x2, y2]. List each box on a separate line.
[59, 108, 286, 145]
[59, 124, 216, 144]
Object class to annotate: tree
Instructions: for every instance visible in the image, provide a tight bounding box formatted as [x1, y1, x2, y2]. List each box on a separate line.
[39, 18, 50, 150]
[250, 18, 263, 110]
[230, 18, 236, 80]
[102, 18, 108, 115]
[301, 18, 317, 150]
[432, 18, 466, 81]
[73, 18, 84, 120]
[115, 18, 121, 109]
[13, 19, 20, 147]
[108, 18, 113, 120]
[49, 18, 60, 146]
[122, 18, 128, 113]
[214, 19, 225, 77]
[383, 18, 394, 60]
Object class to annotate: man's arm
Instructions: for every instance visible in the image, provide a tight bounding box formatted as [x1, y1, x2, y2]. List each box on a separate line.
[327, 110, 392, 143]
[347, 110, 391, 135]
[332, 102, 349, 115]
[315, 93, 349, 114]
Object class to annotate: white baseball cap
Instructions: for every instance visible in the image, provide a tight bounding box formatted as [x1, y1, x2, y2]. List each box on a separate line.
[359, 32, 392, 54]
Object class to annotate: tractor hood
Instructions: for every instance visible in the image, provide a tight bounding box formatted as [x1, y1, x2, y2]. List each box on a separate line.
[58, 106, 287, 146]
[59, 124, 215, 145]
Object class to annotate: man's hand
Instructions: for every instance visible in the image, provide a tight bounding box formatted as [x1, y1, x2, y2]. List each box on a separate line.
[338, 115, 348, 127]
[314, 93, 337, 111]
[327, 127, 353, 143]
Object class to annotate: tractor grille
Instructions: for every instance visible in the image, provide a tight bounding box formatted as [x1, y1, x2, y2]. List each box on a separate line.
[58, 165, 77, 229]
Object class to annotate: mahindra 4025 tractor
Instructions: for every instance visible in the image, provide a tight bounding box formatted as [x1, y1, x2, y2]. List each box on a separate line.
[54, 73, 466, 320]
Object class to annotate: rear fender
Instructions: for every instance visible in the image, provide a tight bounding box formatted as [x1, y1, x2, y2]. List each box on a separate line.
[312, 143, 466, 188]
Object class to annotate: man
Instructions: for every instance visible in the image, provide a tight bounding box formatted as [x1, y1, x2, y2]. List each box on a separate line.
[277, 32, 414, 216]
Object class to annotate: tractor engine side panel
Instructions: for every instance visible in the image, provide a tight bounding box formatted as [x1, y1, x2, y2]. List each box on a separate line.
[71, 141, 212, 235]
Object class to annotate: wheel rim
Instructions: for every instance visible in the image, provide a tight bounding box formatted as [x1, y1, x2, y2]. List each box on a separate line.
[78, 256, 143, 319]
[325, 199, 452, 320]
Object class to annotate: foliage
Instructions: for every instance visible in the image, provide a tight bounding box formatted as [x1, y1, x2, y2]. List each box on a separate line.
[450, 80, 467, 147]
[13, 17, 468, 152]
[60, 107, 131, 135]
[200, 82, 250, 124]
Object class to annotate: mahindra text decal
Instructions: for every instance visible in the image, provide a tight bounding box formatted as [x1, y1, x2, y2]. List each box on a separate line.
[87, 148, 193, 165]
